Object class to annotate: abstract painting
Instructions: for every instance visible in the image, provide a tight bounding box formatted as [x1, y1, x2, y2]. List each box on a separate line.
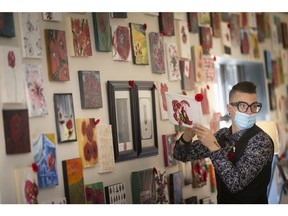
[66, 17, 92, 56]
[129, 23, 149, 65]
[85, 182, 105, 204]
[187, 12, 198, 33]
[162, 134, 177, 167]
[175, 20, 190, 59]
[53, 93, 77, 143]
[24, 64, 48, 117]
[0, 12, 15, 37]
[32, 133, 58, 188]
[105, 182, 127, 204]
[192, 159, 208, 188]
[18, 13, 42, 58]
[165, 42, 181, 81]
[0, 46, 26, 103]
[45, 29, 70, 81]
[158, 12, 174, 36]
[78, 70, 103, 109]
[149, 32, 165, 74]
[112, 25, 132, 61]
[76, 118, 98, 168]
[3, 109, 31, 154]
[62, 158, 86, 204]
[92, 12, 112, 52]
[179, 59, 195, 91]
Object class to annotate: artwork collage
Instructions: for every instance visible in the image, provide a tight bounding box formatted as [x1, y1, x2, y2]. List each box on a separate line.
[0, 12, 287, 204]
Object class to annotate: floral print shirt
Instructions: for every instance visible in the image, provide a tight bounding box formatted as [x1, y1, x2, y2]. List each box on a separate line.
[173, 127, 274, 193]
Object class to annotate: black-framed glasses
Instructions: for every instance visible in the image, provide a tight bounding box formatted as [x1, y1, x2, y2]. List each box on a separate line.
[230, 101, 262, 113]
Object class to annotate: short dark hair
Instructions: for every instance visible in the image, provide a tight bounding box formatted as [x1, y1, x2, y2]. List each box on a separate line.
[229, 81, 257, 101]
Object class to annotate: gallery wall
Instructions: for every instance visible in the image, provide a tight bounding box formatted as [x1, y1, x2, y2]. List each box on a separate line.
[0, 12, 287, 204]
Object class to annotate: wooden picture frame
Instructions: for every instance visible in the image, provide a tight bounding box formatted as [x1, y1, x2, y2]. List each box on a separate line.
[107, 81, 138, 162]
[53, 93, 77, 143]
[134, 81, 158, 157]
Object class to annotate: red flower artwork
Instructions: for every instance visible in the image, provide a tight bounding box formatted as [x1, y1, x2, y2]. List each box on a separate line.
[24, 179, 38, 204]
[112, 26, 131, 61]
[172, 99, 193, 126]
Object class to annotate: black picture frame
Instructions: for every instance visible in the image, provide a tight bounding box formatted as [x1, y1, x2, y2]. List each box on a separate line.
[134, 81, 158, 158]
[107, 81, 138, 162]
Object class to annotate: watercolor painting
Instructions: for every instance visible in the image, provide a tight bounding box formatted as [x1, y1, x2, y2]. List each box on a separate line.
[149, 32, 165, 74]
[166, 42, 181, 81]
[159, 12, 174, 36]
[112, 25, 132, 61]
[157, 80, 169, 120]
[85, 182, 105, 204]
[175, 20, 190, 59]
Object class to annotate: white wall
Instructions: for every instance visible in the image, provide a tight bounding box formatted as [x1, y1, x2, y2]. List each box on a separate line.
[0, 12, 287, 204]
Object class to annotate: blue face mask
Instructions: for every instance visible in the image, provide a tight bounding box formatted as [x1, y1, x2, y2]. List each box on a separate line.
[234, 111, 256, 130]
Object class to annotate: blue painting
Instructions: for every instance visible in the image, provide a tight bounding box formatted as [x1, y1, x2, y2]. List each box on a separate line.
[33, 134, 59, 188]
[0, 13, 15, 38]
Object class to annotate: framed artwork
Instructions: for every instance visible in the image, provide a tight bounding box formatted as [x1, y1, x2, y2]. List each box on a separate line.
[112, 25, 132, 61]
[131, 168, 157, 204]
[42, 12, 62, 22]
[199, 26, 212, 55]
[230, 14, 241, 47]
[107, 81, 138, 162]
[221, 22, 231, 55]
[264, 50, 273, 81]
[210, 12, 221, 38]
[198, 12, 211, 26]
[158, 12, 175, 36]
[157, 80, 169, 120]
[169, 171, 183, 204]
[0, 12, 15, 37]
[85, 182, 105, 204]
[3, 109, 31, 154]
[149, 32, 165, 74]
[256, 13, 265, 43]
[18, 13, 42, 58]
[162, 134, 177, 167]
[105, 182, 127, 204]
[76, 118, 98, 168]
[32, 133, 58, 188]
[165, 42, 181, 81]
[240, 29, 250, 54]
[78, 70, 103, 109]
[24, 64, 48, 117]
[44, 29, 70, 81]
[179, 59, 195, 91]
[187, 12, 198, 33]
[129, 23, 149, 65]
[191, 45, 204, 82]
[179, 161, 193, 185]
[92, 13, 112, 52]
[175, 20, 190, 59]
[53, 93, 77, 143]
[110, 13, 128, 18]
[0, 46, 26, 103]
[62, 158, 86, 204]
[66, 17, 92, 56]
[134, 81, 158, 157]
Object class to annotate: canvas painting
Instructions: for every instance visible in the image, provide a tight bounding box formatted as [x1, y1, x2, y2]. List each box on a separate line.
[192, 159, 208, 188]
[240, 29, 250, 54]
[264, 50, 273, 81]
[24, 64, 48, 117]
[158, 12, 175, 36]
[41, 197, 67, 204]
[210, 12, 221, 38]
[18, 13, 42, 58]
[221, 22, 231, 55]
[76, 118, 98, 168]
[179, 161, 193, 185]
[112, 25, 132, 61]
[3, 109, 31, 154]
[157, 80, 169, 120]
[179, 59, 195, 91]
[162, 134, 177, 167]
[165, 92, 203, 128]
[203, 55, 216, 83]
[187, 12, 198, 33]
[96, 125, 116, 173]
[250, 31, 260, 59]
[131, 168, 157, 204]
[169, 171, 183, 204]
[105, 183, 127, 204]
[175, 20, 191, 59]
[198, 12, 210, 26]
[165, 42, 181, 81]
[85, 182, 105, 204]
[62, 158, 86, 204]
[14, 167, 39, 204]
[191, 45, 204, 82]
[44, 29, 70, 81]
[240, 12, 248, 29]
[264, 13, 271, 39]
[154, 169, 168, 204]
[230, 14, 241, 47]
[66, 17, 92, 56]
[0, 12, 15, 37]
[199, 26, 212, 55]
[248, 13, 257, 29]
[32, 133, 58, 188]
[0, 46, 26, 103]
[149, 32, 165, 74]
[256, 13, 265, 43]
[129, 23, 149, 65]
[42, 13, 62, 22]
[53, 93, 77, 143]
[78, 70, 103, 109]
[92, 13, 112, 52]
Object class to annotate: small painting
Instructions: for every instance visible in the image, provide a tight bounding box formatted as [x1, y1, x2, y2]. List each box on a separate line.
[149, 32, 165, 74]
[179, 59, 195, 91]
[191, 45, 204, 82]
[203, 55, 216, 83]
[256, 13, 265, 43]
[110, 13, 128, 18]
[179, 161, 193, 185]
[210, 12, 221, 38]
[42, 12, 62, 22]
[230, 14, 241, 46]
[112, 25, 132, 61]
[264, 50, 273, 81]
[159, 12, 174, 36]
[282, 22, 288, 49]
[192, 159, 208, 188]
[175, 20, 190, 59]
[105, 182, 127, 204]
[165, 42, 181, 81]
[157, 80, 169, 120]
[187, 12, 198, 33]
[250, 30, 260, 59]
[85, 182, 105, 204]
[169, 171, 183, 204]
[240, 12, 249, 28]
[221, 22, 232, 55]
[199, 26, 212, 55]
[198, 12, 211, 26]
[0, 12, 15, 37]
[3, 109, 31, 154]
[162, 134, 177, 167]
[240, 29, 250, 54]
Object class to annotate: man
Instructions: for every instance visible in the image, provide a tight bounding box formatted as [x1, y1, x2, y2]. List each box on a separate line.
[173, 81, 274, 204]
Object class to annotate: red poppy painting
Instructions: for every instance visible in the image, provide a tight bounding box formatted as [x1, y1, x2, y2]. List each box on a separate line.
[3, 109, 31, 154]
[85, 182, 105, 204]
[112, 25, 132, 61]
[159, 12, 175, 36]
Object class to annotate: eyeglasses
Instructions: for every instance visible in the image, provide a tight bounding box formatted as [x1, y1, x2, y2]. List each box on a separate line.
[230, 101, 262, 113]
